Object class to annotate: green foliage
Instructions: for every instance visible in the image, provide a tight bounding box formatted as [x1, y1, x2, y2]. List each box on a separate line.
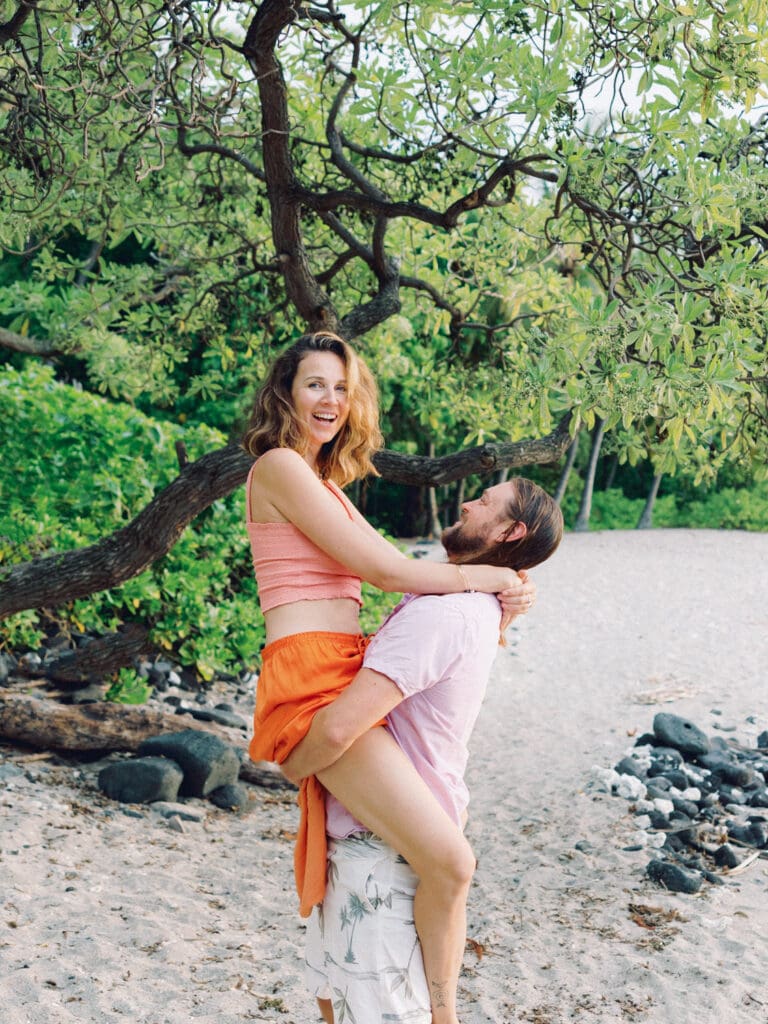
[678, 484, 768, 531]
[1, 0, 766, 477]
[359, 582, 402, 637]
[0, 610, 44, 653]
[0, 362, 406, 674]
[560, 483, 768, 532]
[1, 1, 768, 659]
[105, 668, 153, 705]
[0, 363, 264, 676]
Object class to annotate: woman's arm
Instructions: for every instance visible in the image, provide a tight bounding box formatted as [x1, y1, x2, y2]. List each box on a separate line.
[343, 491, 539, 624]
[251, 448, 520, 595]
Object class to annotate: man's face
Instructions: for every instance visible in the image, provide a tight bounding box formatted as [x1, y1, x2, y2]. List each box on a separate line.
[441, 483, 515, 559]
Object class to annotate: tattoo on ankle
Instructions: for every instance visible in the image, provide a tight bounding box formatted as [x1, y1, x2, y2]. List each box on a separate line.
[431, 980, 448, 1008]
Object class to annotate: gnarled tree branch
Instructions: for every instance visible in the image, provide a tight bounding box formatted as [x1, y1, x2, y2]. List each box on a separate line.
[243, 0, 337, 331]
[0, 1, 37, 45]
[0, 420, 572, 620]
[0, 325, 55, 356]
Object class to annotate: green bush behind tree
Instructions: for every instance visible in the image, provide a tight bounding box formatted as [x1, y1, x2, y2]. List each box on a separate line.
[559, 483, 768, 532]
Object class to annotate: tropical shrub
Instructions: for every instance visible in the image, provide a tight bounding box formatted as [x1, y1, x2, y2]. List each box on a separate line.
[560, 484, 768, 532]
[0, 363, 263, 676]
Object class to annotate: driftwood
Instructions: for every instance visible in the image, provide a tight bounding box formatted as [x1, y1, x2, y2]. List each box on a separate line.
[0, 693, 240, 751]
[0, 693, 292, 790]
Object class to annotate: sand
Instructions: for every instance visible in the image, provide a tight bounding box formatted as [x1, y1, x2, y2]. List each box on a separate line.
[1, 528, 767, 1024]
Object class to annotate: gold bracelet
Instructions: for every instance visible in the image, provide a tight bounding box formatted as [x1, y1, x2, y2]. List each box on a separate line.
[456, 564, 475, 593]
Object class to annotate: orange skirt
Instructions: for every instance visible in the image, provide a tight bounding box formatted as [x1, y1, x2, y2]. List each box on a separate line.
[250, 631, 372, 917]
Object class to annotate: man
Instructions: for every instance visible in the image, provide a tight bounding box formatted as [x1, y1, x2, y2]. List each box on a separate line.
[282, 478, 563, 1024]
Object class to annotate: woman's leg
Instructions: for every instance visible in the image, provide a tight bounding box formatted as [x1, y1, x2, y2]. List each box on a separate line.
[317, 726, 474, 1024]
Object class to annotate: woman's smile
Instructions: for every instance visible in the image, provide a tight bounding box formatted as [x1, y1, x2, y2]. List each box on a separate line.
[291, 350, 350, 454]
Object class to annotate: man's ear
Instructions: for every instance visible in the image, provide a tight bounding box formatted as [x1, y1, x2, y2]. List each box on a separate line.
[493, 519, 527, 544]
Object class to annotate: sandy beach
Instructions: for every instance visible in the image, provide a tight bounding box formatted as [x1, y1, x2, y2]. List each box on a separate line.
[2, 528, 767, 1024]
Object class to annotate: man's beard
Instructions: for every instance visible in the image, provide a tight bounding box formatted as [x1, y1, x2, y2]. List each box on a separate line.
[441, 520, 489, 561]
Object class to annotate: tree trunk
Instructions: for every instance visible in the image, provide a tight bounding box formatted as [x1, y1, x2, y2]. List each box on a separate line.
[637, 472, 663, 529]
[244, 0, 338, 333]
[374, 417, 571, 486]
[574, 418, 606, 532]
[554, 428, 580, 505]
[0, 694, 241, 752]
[0, 694, 291, 789]
[426, 442, 442, 538]
[427, 487, 441, 538]
[0, 2, 38, 45]
[451, 478, 466, 526]
[603, 452, 619, 491]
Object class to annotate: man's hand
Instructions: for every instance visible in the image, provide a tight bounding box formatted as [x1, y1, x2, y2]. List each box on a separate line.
[498, 569, 536, 632]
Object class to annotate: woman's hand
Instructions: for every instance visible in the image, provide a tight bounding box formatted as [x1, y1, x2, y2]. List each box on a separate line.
[498, 569, 536, 632]
[463, 564, 522, 595]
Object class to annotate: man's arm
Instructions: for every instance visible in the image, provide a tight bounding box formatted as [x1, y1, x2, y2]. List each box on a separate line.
[280, 667, 404, 784]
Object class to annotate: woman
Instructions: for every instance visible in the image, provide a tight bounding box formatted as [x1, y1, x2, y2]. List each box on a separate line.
[243, 331, 533, 1024]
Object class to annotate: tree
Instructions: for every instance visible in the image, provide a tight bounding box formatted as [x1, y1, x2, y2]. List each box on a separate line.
[574, 416, 606, 531]
[1, 1, 767, 621]
[554, 429, 580, 506]
[637, 471, 664, 529]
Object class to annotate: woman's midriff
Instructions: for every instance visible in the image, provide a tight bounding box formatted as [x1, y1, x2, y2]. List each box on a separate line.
[263, 596, 362, 644]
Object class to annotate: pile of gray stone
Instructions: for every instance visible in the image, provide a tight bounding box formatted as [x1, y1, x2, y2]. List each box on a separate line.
[2, 638, 288, 819]
[591, 712, 768, 893]
[1, 639, 258, 719]
[97, 729, 250, 814]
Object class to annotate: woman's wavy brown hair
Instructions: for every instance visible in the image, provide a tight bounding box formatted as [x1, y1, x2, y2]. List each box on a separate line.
[241, 332, 382, 487]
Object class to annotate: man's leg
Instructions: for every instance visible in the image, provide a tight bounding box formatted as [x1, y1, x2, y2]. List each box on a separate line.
[317, 728, 474, 1024]
[317, 998, 333, 1023]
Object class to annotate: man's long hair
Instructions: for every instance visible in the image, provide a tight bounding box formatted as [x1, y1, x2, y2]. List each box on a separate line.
[462, 478, 563, 570]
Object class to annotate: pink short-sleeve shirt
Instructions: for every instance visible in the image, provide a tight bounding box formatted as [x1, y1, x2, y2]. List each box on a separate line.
[325, 591, 502, 838]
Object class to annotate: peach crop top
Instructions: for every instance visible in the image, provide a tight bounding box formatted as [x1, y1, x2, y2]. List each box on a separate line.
[245, 464, 362, 613]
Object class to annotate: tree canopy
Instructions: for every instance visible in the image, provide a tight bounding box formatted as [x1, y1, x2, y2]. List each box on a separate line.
[1, 0, 767, 621]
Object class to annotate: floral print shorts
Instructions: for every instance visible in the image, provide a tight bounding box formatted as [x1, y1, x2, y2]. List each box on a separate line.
[304, 833, 431, 1023]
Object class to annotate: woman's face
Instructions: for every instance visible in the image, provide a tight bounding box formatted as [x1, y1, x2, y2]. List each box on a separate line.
[290, 350, 350, 452]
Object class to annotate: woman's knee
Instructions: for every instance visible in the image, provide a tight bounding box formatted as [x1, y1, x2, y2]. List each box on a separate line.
[415, 833, 475, 890]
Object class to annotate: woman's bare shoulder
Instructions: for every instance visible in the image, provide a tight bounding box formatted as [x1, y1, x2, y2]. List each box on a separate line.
[249, 449, 318, 521]
[250, 447, 308, 478]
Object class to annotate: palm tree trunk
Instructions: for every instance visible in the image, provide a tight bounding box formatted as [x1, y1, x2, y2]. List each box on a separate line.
[574, 418, 606, 532]
[637, 472, 663, 529]
[554, 428, 580, 505]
